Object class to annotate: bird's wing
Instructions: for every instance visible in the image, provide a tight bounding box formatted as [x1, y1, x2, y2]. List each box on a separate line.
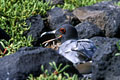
[59, 40, 75, 53]
[59, 40, 81, 64]
[59, 39, 96, 64]
[71, 39, 97, 59]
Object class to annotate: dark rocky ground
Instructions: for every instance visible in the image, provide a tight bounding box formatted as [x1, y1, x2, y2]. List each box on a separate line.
[0, 1, 120, 80]
[0, 47, 81, 80]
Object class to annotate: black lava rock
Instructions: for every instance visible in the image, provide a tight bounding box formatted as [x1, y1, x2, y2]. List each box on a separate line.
[90, 37, 120, 80]
[25, 15, 44, 41]
[75, 21, 103, 39]
[92, 1, 120, 37]
[91, 37, 119, 48]
[45, 0, 64, 5]
[73, 1, 120, 38]
[85, 1, 118, 11]
[47, 7, 69, 30]
[0, 47, 80, 80]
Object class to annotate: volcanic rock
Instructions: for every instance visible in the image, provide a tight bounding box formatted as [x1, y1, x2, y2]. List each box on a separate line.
[73, 1, 120, 37]
[75, 21, 103, 39]
[0, 47, 80, 80]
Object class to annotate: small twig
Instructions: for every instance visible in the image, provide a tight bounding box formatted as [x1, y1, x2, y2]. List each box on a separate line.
[42, 35, 62, 45]
[42, 38, 56, 45]
[3, 46, 10, 54]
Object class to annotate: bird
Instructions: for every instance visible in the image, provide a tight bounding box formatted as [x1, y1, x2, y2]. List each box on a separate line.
[0, 28, 10, 54]
[40, 24, 96, 74]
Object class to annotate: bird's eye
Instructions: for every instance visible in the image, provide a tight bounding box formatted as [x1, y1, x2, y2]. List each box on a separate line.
[59, 28, 66, 34]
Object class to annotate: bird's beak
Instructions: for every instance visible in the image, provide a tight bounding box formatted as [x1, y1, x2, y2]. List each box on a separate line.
[40, 30, 57, 37]
[40, 30, 62, 46]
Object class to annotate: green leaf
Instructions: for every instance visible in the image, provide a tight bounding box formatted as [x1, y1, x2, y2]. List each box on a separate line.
[59, 65, 70, 73]
[41, 65, 44, 72]
[116, 40, 120, 51]
[115, 53, 120, 56]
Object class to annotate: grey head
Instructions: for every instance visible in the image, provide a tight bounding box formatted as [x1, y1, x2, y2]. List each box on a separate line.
[41, 24, 78, 43]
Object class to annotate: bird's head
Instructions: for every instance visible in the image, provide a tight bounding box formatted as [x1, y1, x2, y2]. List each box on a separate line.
[41, 24, 78, 43]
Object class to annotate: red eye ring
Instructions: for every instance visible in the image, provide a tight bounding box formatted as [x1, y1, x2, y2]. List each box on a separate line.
[60, 28, 66, 34]
[59, 28, 66, 34]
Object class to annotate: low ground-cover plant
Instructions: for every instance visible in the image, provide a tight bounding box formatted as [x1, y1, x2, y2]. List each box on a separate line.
[61, 0, 107, 11]
[0, 0, 53, 56]
[27, 62, 79, 80]
[115, 1, 120, 6]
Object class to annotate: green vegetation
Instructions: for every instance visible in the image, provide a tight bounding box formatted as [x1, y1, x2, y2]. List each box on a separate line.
[0, 0, 53, 56]
[62, 0, 105, 11]
[27, 62, 79, 80]
[115, 1, 120, 6]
